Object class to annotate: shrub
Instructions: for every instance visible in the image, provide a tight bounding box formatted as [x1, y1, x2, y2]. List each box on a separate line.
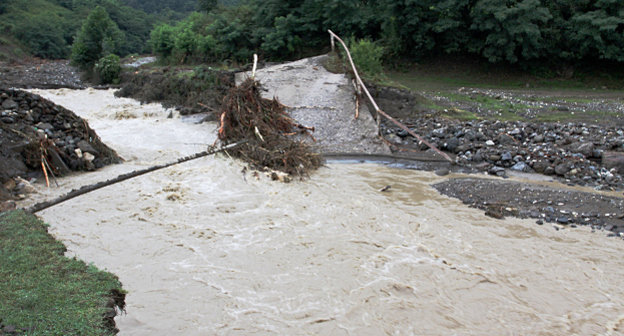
[348, 38, 384, 78]
[71, 6, 125, 70]
[150, 24, 177, 59]
[94, 54, 121, 84]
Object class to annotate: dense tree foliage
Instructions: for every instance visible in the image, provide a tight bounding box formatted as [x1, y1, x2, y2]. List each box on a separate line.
[197, 0, 218, 13]
[151, 0, 624, 70]
[2, 0, 622, 71]
[71, 6, 125, 69]
[0, 0, 163, 59]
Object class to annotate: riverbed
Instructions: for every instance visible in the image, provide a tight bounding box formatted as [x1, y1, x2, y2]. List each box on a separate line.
[22, 88, 624, 335]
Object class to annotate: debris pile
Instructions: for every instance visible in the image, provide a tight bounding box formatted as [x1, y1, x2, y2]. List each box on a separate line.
[216, 78, 321, 176]
[0, 89, 120, 201]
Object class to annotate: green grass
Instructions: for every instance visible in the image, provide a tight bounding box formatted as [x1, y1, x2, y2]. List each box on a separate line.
[436, 92, 529, 121]
[0, 210, 124, 336]
[535, 109, 622, 123]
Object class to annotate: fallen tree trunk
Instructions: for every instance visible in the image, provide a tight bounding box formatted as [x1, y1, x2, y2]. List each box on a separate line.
[26, 141, 245, 214]
[328, 30, 454, 163]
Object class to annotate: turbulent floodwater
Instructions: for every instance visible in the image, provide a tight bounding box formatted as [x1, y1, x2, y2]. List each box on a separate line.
[23, 89, 624, 335]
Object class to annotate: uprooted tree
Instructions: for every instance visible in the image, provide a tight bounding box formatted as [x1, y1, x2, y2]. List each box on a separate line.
[216, 78, 322, 177]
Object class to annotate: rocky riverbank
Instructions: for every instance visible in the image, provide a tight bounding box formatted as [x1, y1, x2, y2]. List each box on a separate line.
[434, 178, 624, 237]
[0, 89, 120, 206]
[371, 85, 624, 191]
[0, 60, 84, 89]
[368, 84, 624, 237]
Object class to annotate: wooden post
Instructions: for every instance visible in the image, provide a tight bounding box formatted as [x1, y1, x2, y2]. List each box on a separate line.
[252, 54, 258, 79]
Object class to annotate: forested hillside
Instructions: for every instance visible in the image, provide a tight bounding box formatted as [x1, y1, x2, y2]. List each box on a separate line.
[119, 0, 240, 13]
[150, 0, 624, 71]
[1, 0, 622, 74]
[0, 0, 157, 60]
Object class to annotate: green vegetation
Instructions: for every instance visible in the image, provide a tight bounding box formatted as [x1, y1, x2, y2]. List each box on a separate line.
[348, 38, 385, 80]
[0, 0, 157, 60]
[71, 6, 124, 70]
[95, 54, 122, 84]
[0, 210, 124, 335]
[143, 0, 624, 71]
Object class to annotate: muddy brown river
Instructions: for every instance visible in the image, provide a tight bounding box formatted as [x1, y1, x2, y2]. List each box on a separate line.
[22, 89, 624, 335]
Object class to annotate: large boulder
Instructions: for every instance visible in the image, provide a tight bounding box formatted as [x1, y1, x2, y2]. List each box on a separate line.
[602, 151, 624, 174]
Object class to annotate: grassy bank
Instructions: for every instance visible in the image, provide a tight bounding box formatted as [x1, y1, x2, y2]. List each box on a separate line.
[0, 210, 125, 335]
[377, 58, 624, 125]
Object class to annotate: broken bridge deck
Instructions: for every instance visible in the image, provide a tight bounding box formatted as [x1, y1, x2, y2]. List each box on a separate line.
[236, 55, 391, 155]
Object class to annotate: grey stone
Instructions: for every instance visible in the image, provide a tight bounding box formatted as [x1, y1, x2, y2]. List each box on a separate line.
[511, 162, 530, 172]
[489, 154, 501, 162]
[77, 140, 99, 155]
[445, 137, 460, 152]
[36, 122, 54, 130]
[555, 163, 571, 176]
[602, 151, 624, 174]
[570, 142, 594, 157]
[1, 99, 18, 110]
[434, 168, 450, 176]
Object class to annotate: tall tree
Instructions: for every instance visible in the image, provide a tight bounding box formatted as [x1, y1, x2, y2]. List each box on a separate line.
[198, 0, 217, 13]
[71, 6, 125, 70]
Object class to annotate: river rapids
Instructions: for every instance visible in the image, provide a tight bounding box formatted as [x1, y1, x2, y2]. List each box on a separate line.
[20, 88, 624, 335]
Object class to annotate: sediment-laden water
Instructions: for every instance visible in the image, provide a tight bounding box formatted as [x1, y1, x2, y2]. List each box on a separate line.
[22, 89, 624, 335]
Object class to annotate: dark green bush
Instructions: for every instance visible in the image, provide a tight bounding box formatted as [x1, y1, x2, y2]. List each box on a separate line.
[94, 54, 122, 84]
[71, 6, 126, 70]
[150, 24, 177, 59]
[348, 38, 384, 78]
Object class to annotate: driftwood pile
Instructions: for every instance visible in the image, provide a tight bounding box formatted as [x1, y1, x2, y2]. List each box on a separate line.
[216, 78, 321, 176]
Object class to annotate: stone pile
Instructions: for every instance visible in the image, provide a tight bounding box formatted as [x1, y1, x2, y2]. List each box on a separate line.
[383, 117, 624, 190]
[0, 88, 120, 201]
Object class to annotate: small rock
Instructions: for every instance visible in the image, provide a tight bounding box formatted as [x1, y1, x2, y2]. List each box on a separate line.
[556, 217, 569, 224]
[434, 168, 450, 176]
[2, 99, 18, 110]
[511, 162, 530, 172]
[485, 140, 495, 146]
[554, 163, 571, 176]
[15, 177, 36, 194]
[445, 137, 460, 152]
[83, 152, 95, 162]
[36, 122, 54, 130]
[602, 151, 624, 174]
[77, 140, 99, 155]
